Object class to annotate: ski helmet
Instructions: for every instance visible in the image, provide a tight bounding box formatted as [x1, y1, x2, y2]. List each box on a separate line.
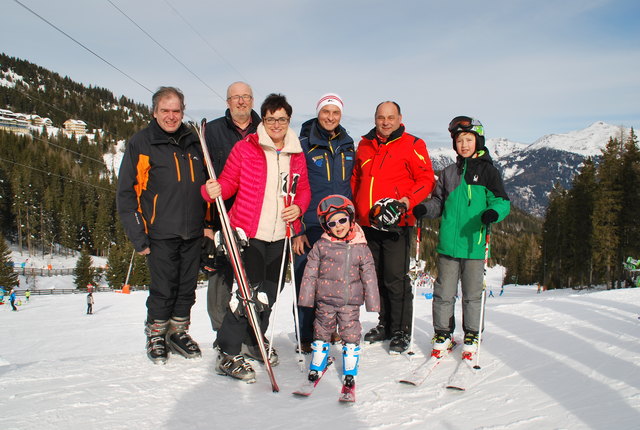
[317, 194, 355, 237]
[448, 116, 485, 151]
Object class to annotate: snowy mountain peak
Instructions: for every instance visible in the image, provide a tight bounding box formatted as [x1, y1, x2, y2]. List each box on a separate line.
[485, 138, 528, 158]
[525, 121, 630, 157]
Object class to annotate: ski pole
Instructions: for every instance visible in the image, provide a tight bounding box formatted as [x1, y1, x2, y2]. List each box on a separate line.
[407, 218, 422, 356]
[288, 235, 306, 371]
[474, 224, 491, 370]
[268, 172, 299, 360]
[123, 248, 135, 288]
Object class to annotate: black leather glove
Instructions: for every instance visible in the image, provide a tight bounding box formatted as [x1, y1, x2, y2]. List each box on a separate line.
[412, 204, 427, 219]
[481, 209, 499, 225]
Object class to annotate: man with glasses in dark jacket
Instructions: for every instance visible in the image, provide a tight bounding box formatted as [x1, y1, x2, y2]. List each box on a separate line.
[203, 82, 261, 337]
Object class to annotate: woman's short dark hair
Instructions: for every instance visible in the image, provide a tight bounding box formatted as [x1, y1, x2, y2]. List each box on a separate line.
[260, 93, 292, 118]
[152, 86, 185, 113]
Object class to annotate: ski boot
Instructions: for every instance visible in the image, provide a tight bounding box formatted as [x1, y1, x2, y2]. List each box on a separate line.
[389, 330, 411, 354]
[167, 316, 202, 359]
[364, 324, 389, 344]
[308, 340, 331, 381]
[431, 332, 455, 359]
[242, 339, 279, 366]
[462, 332, 479, 361]
[216, 348, 256, 383]
[342, 343, 360, 378]
[145, 319, 169, 365]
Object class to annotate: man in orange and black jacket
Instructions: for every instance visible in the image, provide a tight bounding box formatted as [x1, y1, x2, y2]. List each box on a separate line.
[351, 101, 435, 354]
[117, 86, 210, 364]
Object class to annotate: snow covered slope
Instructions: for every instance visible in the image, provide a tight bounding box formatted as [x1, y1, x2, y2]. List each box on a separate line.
[1, 268, 638, 430]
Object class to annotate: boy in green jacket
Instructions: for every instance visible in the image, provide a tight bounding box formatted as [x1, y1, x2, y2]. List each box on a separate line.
[412, 116, 510, 360]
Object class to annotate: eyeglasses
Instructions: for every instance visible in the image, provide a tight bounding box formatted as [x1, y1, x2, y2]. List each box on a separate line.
[327, 217, 349, 228]
[227, 94, 253, 102]
[263, 117, 290, 125]
[448, 116, 484, 137]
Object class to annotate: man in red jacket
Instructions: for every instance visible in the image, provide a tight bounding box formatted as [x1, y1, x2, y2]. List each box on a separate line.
[351, 101, 435, 354]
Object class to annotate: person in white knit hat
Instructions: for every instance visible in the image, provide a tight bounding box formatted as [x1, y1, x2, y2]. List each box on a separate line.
[292, 93, 356, 354]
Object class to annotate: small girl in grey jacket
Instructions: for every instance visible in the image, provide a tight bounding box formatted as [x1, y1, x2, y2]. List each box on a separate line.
[299, 195, 380, 387]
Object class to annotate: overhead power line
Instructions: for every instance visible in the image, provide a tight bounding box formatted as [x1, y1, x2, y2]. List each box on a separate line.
[12, 0, 153, 95]
[161, 0, 251, 85]
[0, 156, 114, 193]
[106, 0, 226, 103]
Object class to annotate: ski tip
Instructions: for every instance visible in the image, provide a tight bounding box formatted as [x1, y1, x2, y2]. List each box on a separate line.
[201, 118, 207, 125]
[446, 385, 466, 391]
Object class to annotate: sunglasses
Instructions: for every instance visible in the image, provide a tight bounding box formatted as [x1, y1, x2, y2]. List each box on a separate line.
[327, 217, 349, 228]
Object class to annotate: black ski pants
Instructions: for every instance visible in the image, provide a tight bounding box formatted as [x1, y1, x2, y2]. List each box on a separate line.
[146, 236, 202, 321]
[363, 226, 413, 334]
[216, 238, 284, 356]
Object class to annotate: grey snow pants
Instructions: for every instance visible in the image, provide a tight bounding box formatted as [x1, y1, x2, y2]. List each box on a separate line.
[432, 254, 485, 335]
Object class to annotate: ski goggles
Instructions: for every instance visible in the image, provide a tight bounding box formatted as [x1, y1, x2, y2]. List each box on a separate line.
[326, 217, 349, 228]
[318, 195, 351, 216]
[448, 116, 484, 137]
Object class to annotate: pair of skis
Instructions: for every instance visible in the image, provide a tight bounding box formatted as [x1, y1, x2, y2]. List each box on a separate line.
[399, 345, 478, 391]
[292, 357, 356, 402]
[192, 119, 279, 392]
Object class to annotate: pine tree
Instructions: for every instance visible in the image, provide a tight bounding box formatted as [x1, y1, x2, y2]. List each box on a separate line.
[619, 129, 640, 261]
[0, 233, 19, 289]
[592, 138, 624, 289]
[74, 247, 96, 290]
[541, 183, 569, 289]
[105, 244, 129, 289]
[565, 158, 597, 286]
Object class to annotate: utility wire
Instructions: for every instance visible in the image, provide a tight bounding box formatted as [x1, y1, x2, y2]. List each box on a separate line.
[162, 0, 251, 85]
[12, 0, 153, 95]
[0, 156, 114, 193]
[106, 0, 226, 103]
[14, 87, 146, 142]
[29, 133, 108, 166]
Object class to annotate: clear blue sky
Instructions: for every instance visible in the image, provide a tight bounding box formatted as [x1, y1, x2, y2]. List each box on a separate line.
[2, 0, 639, 147]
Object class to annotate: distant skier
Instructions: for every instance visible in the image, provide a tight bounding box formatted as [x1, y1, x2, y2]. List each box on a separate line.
[413, 116, 510, 361]
[86, 292, 94, 315]
[25, 289, 31, 302]
[9, 289, 17, 311]
[298, 195, 380, 393]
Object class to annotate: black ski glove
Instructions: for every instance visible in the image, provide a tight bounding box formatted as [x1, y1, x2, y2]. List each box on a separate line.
[481, 209, 499, 225]
[412, 204, 427, 219]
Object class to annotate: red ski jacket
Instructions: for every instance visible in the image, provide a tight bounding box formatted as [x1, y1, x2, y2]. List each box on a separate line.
[351, 125, 435, 227]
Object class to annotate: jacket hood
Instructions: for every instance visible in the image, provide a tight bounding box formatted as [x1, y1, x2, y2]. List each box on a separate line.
[256, 122, 302, 154]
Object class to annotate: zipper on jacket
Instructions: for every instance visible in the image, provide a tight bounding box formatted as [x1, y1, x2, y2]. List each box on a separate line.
[188, 153, 195, 182]
[341, 153, 346, 180]
[150, 194, 158, 224]
[324, 153, 331, 181]
[343, 243, 352, 304]
[173, 152, 182, 182]
[271, 151, 283, 240]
